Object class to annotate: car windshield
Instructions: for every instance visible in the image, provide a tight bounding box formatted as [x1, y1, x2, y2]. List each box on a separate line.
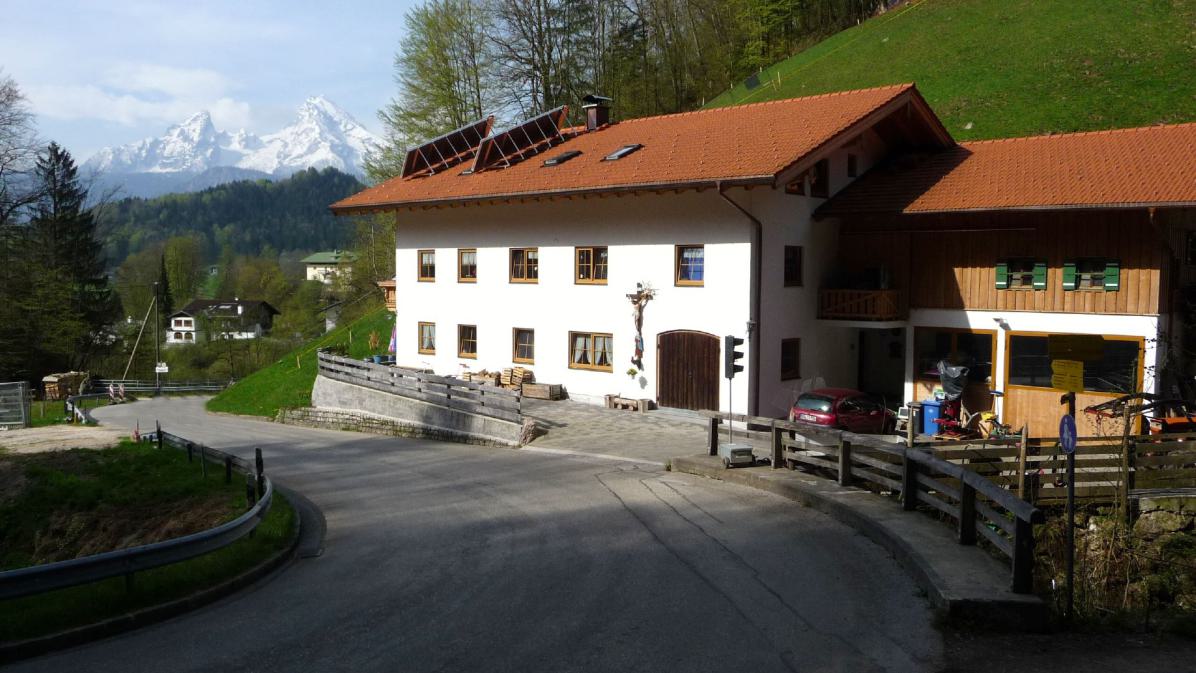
[795, 394, 834, 413]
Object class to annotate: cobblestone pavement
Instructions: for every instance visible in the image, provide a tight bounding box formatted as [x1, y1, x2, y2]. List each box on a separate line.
[522, 398, 710, 465]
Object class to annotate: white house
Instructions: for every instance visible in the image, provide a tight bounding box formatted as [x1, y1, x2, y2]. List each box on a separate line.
[166, 299, 280, 344]
[302, 250, 357, 284]
[332, 86, 951, 416]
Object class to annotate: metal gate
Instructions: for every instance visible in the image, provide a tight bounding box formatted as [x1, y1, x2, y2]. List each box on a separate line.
[656, 330, 719, 411]
[0, 382, 30, 429]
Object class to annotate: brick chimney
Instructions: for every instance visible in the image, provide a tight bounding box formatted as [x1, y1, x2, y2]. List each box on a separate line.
[582, 95, 612, 131]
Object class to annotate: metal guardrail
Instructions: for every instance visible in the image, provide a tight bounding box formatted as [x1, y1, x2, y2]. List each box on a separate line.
[0, 427, 272, 601]
[707, 412, 1044, 593]
[64, 393, 108, 424]
[91, 379, 231, 394]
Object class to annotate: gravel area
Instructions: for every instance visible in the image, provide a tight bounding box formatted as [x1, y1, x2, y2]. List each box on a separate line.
[0, 424, 130, 454]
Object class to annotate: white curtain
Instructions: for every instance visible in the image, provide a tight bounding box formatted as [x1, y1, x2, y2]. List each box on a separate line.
[572, 334, 591, 364]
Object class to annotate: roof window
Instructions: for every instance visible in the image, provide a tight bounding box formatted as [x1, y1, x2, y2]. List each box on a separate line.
[603, 144, 642, 161]
[543, 150, 582, 167]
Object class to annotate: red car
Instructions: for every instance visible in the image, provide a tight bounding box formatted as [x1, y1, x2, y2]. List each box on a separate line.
[788, 388, 895, 434]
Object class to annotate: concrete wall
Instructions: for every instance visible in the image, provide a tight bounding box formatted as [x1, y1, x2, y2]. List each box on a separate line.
[312, 375, 528, 446]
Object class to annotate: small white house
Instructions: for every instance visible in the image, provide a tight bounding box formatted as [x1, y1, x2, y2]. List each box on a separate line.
[302, 250, 357, 284]
[166, 299, 280, 344]
[331, 86, 951, 416]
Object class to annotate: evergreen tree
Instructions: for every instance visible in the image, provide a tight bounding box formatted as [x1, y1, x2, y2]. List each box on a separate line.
[25, 142, 120, 372]
[158, 253, 174, 317]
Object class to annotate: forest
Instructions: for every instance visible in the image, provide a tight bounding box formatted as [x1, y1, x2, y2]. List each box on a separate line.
[368, 0, 896, 178]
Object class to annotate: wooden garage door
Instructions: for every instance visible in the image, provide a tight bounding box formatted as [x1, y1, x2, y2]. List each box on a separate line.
[657, 330, 719, 411]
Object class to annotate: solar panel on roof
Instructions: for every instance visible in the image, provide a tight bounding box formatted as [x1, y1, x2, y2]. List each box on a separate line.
[471, 106, 571, 173]
[401, 116, 495, 178]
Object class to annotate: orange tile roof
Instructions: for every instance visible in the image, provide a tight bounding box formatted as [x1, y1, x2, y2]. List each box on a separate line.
[820, 123, 1196, 216]
[332, 84, 939, 213]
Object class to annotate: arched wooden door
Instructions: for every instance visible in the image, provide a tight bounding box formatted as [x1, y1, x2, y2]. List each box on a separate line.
[657, 330, 719, 411]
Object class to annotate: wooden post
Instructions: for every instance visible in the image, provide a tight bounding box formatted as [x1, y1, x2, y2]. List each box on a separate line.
[901, 452, 918, 511]
[156, 421, 163, 451]
[255, 447, 265, 499]
[958, 482, 977, 545]
[245, 473, 256, 509]
[1016, 426, 1029, 500]
[186, 442, 194, 463]
[838, 439, 852, 487]
[708, 417, 719, 456]
[771, 425, 783, 470]
[1119, 401, 1133, 523]
[1012, 516, 1035, 594]
[224, 456, 233, 484]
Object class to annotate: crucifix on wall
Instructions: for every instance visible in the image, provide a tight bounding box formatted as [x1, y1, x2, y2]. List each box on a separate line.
[626, 283, 655, 370]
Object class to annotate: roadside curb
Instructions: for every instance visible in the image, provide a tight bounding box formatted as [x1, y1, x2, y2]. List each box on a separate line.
[671, 455, 1048, 630]
[0, 483, 323, 664]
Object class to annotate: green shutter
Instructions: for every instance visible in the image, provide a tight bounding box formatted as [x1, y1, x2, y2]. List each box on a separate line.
[995, 261, 1009, 289]
[1104, 260, 1120, 291]
[1032, 261, 1047, 290]
[1062, 261, 1077, 291]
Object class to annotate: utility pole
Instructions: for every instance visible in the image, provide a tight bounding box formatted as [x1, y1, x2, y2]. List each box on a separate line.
[153, 281, 161, 392]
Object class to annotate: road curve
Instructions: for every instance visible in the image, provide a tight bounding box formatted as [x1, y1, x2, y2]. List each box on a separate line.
[9, 397, 942, 672]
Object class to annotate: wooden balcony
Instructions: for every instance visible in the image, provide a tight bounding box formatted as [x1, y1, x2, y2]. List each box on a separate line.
[818, 288, 904, 321]
[377, 279, 396, 311]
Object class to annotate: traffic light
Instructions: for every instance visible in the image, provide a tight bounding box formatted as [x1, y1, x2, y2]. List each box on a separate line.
[724, 335, 744, 380]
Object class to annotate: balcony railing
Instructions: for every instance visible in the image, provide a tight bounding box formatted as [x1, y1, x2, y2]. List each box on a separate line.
[818, 288, 904, 321]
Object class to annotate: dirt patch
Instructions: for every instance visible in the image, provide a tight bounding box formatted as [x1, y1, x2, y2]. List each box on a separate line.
[29, 495, 234, 565]
[0, 425, 128, 454]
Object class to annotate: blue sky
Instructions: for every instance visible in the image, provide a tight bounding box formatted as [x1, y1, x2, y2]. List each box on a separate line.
[0, 1, 419, 161]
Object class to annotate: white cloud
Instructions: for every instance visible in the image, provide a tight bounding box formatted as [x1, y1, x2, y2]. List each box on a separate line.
[25, 63, 253, 131]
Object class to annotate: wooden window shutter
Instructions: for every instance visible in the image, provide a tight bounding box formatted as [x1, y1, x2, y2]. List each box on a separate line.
[1104, 260, 1120, 291]
[1062, 261, 1077, 291]
[1032, 261, 1047, 290]
[995, 262, 1009, 289]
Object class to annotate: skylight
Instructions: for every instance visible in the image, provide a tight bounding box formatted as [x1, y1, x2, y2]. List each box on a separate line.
[603, 144, 643, 161]
[543, 150, 582, 167]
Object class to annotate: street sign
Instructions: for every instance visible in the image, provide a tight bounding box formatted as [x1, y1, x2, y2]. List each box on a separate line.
[1051, 359, 1083, 393]
[1059, 414, 1077, 454]
[1048, 334, 1104, 362]
[155, 363, 169, 374]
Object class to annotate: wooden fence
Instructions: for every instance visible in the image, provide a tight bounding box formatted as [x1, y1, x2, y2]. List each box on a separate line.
[317, 351, 522, 424]
[707, 413, 1043, 593]
[0, 381, 30, 429]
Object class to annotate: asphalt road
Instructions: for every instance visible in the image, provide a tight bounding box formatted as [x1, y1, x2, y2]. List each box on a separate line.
[10, 397, 943, 672]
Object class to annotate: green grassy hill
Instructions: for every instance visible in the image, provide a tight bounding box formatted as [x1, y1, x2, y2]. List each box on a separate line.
[706, 0, 1196, 141]
[206, 308, 394, 418]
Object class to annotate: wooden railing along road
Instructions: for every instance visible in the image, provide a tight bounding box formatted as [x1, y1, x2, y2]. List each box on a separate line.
[317, 351, 522, 424]
[707, 413, 1043, 593]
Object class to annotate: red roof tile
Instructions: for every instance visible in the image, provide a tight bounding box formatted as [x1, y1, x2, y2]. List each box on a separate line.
[820, 123, 1196, 216]
[332, 84, 937, 213]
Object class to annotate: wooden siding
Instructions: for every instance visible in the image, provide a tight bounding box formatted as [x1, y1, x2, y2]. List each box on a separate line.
[837, 210, 1169, 315]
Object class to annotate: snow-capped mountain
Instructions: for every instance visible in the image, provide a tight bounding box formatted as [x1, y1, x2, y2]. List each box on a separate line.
[86, 96, 379, 189]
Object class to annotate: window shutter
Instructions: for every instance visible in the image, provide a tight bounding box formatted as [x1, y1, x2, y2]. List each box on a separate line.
[1104, 260, 1120, 291]
[1062, 261, 1077, 291]
[1032, 261, 1047, 289]
[995, 262, 1009, 290]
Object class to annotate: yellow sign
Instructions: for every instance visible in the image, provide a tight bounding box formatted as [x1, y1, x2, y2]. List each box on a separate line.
[1048, 334, 1104, 362]
[1051, 359, 1084, 393]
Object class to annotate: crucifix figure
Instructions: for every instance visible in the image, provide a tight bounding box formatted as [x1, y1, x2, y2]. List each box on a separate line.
[626, 283, 655, 370]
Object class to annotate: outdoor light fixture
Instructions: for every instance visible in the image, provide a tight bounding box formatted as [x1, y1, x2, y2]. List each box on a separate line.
[993, 317, 1010, 330]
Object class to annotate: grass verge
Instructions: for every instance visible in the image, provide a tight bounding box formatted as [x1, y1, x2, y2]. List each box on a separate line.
[705, 0, 1196, 141]
[0, 441, 295, 643]
[207, 307, 395, 418]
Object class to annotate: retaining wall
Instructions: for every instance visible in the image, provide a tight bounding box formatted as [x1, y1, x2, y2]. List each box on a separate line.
[308, 375, 531, 446]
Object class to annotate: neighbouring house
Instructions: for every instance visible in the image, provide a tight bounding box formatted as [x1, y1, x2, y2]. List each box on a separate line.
[303, 250, 357, 284]
[166, 299, 280, 344]
[330, 85, 1196, 434]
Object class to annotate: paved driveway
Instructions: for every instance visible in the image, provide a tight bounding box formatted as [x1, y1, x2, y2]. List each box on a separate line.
[523, 399, 710, 464]
[9, 397, 942, 673]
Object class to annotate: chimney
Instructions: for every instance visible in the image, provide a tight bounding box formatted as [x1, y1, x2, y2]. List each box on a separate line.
[582, 94, 612, 131]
